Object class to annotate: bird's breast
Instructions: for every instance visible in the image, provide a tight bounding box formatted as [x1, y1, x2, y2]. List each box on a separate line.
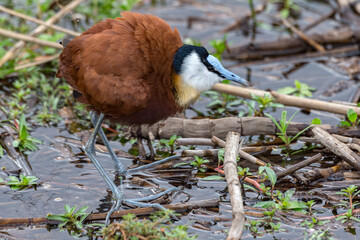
[172, 73, 201, 107]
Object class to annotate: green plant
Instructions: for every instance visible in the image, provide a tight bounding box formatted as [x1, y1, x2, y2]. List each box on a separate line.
[6, 174, 38, 190]
[255, 189, 307, 213]
[209, 35, 227, 60]
[237, 167, 251, 178]
[102, 209, 196, 240]
[250, 93, 284, 116]
[12, 114, 42, 152]
[271, 0, 300, 18]
[247, 220, 263, 236]
[190, 156, 209, 172]
[277, 80, 316, 97]
[340, 109, 359, 127]
[159, 135, 180, 154]
[305, 200, 316, 215]
[335, 185, 360, 223]
[204, 88, 243, 117]
[47, 205, 90, 231]
[265, 110, 313, 150]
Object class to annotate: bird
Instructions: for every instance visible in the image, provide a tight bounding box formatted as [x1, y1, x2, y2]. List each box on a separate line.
[57, 11, 248, 223]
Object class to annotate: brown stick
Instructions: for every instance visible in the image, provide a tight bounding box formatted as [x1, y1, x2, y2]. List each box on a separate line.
[14, 54, 60, 71]
[275, 153, 323, 179]
[86, 199, 219, 221]
[212, 84, 360, 115]
[0, 28, 63, 49]
[0, 199, 218, 227]
[175, 138, 215, 146]
[141, 117, 360, 140]
[312, 127, 360, 170]
[0, 5, 80, 37]
[224, 132, 245, 240]
[0, 0, 84, 67]
[282, 18, 326, 52]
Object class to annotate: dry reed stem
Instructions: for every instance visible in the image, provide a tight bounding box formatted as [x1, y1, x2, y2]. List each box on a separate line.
[224, 132, 245, 240]
[0, 0, 84, 67]
[0, 5, 80, 37]
[282, 18, 326, 52]
[312, 127, 360, 170]
[212, 84, 360, 115]
[275, 153, 323, 179]
[0, 28, 64, 49]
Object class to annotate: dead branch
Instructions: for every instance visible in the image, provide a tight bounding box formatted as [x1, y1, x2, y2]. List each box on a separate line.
[282, 18, 326, 52]
[0, 28, 63, 49]
[0, 5, 80, 37]
[225, 27, 360, 61]
[275, 153, 323, 179]
[140, 117, 360, 140]
[213, 83, 360, 115]
[86, 199, 219, 221]
[0, 0, 84, 67]
[224, 132, 245, 240]
[312, 127, 360, 170]
[222, 4, 266, 33]
[14, 54, 60, 71]
[175, 138, 215, 146]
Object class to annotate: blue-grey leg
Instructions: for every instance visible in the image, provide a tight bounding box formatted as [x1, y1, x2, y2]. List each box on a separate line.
[90, 111, 126, 174]
[86, 112, 180, 223]
[85, 112, 124, 224]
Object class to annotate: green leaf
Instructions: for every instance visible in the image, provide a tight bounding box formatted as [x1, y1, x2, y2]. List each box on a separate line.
[12, 139, 20, 148]
[47, 214, 69, 222]
[278, 86, 296, 95]
[340, 121, 352, 127]
[347, 109, 357, 124]
[311, 118, 322, 125]
[264, 167, 277, 187]
[254, 201, 276, 208]
[201, 175, 224, 181]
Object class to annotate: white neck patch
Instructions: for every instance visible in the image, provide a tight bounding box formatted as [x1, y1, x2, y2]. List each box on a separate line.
[180, 52, 222, 92]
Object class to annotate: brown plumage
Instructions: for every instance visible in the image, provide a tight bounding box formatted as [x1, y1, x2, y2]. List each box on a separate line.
[57, 12, 183, 125]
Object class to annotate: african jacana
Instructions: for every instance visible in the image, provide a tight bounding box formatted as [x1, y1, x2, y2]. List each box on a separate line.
[57, 12, 248, 223]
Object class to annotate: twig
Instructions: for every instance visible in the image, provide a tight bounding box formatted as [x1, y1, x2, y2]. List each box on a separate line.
[175, 138, 215, 146]
[14, 54, 60, 71]
[275, 153, 323, 179]
[212, 83, 360, 115]
[0, 199, 219, 227]
[282, 18, 325, 52]
[302, 9, 337, 32]
[222, 4, 266, 33]
[86, 199, 219, 221]
[0, 0, 84, 67]
[223, 132, 245, 240]
[0, 5, 80, 37]
[303, 161, 351, 182]
[312, 127, 360, 170]
[0, 28, 63, 49]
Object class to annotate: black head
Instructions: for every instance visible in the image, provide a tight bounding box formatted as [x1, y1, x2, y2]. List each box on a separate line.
[173, 45, 209, 74]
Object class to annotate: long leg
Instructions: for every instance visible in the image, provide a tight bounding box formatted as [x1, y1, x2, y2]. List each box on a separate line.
[84, 112, 124, 224]
[90, 112, 127, 174]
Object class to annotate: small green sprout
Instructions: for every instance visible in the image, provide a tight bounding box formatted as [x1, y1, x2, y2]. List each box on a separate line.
[277, 80, 316, 97]
[159, 134, 180, 154]
[210, 35, 228, 60]
[102, 209, 196, 240]
[6, 174, 38, 190]
[190, 156, 209, 172]
[47, 205, 89, 230]
[12, 114, 42, 152]
[335, 185, 360, 223]
[265, 110, 313, 150]
[340, 109, 359, 127]
[250, 93, 284, 116]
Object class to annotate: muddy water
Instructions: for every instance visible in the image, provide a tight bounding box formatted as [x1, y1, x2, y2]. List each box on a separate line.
[1, 0, 360, 239]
